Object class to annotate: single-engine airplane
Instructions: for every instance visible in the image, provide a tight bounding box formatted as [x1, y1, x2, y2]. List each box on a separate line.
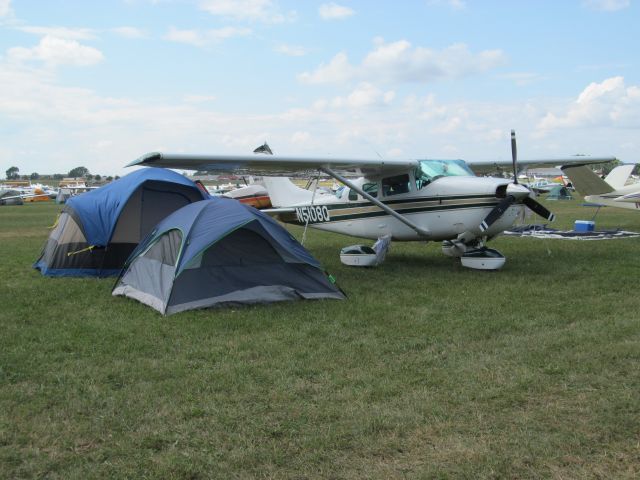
[562, 163, 640, 210]
[129, 131, 616, 269]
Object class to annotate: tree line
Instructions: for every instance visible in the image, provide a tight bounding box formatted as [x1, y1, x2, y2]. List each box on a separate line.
[4, 166, 119, 182]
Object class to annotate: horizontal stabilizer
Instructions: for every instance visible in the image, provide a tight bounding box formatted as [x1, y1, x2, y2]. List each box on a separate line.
[561, 165, 614, 196]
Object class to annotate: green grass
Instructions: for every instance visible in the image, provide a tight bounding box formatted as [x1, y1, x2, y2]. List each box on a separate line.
[1, 199, 639, 479]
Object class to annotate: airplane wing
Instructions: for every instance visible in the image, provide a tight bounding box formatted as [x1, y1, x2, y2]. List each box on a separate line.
[468, 156, 617, 176]
[128, 152, 418, 177]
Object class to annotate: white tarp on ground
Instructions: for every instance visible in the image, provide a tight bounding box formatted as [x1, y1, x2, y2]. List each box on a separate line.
[504, 225, 640, 240]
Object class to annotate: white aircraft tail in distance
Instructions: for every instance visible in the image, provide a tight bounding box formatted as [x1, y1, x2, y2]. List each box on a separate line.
[129, 132, 617, 270]
[562, 164, 640, 210]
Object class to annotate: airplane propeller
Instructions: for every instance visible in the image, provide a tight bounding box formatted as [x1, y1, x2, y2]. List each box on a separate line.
[523, 195, 555, 221]
[479, 130, 555, 233]
[511, 129, 518, 185]
[480, 195, 516, 232]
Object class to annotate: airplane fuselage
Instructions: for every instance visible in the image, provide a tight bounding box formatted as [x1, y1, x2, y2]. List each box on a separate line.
[276, 175, 523, 242]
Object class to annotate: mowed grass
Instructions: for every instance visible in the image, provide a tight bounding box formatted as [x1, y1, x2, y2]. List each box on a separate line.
[1, 199, 639, 479]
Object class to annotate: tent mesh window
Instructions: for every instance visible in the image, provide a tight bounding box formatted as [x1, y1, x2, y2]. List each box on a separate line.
[143, 229, 182, 266]
[38, 211, 99, 270]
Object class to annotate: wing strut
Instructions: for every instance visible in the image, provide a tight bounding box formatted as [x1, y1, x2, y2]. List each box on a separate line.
[301, 170, 320, 246]
[319, 167, 431, 238]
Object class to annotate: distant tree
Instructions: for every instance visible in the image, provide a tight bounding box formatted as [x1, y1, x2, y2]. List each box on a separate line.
[68, 166, 89, 178]
[30, 172, 40, 180]
[53, 173, 64, 180]
[600, 160, 622, 176]
[106, 176, 113, 181]
[5, 166, 19, 180]
[94, 174, 102, 181]
[589, 159, 622, 176]
[86, 173, 94, 182]
[114, 175, 120, 180]
[21, 174, 29, 180]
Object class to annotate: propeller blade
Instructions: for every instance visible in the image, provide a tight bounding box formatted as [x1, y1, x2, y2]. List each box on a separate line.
[511, 129, 518, 185]
[480, 195, 516, 232]
[523, 196, 555, 222]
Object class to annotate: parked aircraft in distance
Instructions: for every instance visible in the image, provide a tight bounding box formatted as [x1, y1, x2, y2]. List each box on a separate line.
[562, 164, 639, 210]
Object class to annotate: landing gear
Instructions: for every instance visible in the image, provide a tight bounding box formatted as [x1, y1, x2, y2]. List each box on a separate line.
[460, 247, 505, 270]
[441, 238, 506, 270]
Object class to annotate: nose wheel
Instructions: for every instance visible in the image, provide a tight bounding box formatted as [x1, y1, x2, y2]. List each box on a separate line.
[442, 240, 506, 270]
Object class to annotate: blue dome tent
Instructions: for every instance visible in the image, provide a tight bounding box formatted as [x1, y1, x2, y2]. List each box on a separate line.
[113, 198, 345, 315]
[34, 168, 209, 277]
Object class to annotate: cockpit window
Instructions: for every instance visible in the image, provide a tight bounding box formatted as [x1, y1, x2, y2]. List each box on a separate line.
[348, 182, 378, 201]
[382, 174, 411, 197]
[363, 182, 378, 198]
[415, 159, 474, 189]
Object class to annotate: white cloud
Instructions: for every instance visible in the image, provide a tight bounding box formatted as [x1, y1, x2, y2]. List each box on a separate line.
[299, 39, 506, 85]
[341, 83, 395, 108]
[7, 35, 104, 67]
[1, 58, 634, 177]
[427, 0, 466, 10]
[499, 72, 544, 86]
[164, 26, 251, 47]
[112, 26, 147, 39]
[165, 28, 201, 46]
[0, 0, 12, 17]
[291, 131, 311, 144]
[298, 52, 356, 84]
[582, 0, 630, 11]
[274, 44, 308, 56]
[537, 76, 640, 132]
[183, 94, 217, 103]
[16, 25, 97, 40]
[318, 3, 355, 20]
[199, 0, 295, 23]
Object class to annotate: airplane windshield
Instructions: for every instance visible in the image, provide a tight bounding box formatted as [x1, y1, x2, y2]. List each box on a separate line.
[415, 160, 474, 189]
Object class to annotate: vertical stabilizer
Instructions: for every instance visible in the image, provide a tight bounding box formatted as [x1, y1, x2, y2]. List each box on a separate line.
[561, 165, 614, 195]
[262, 177, 315, 207]
[604, 165, 634, 189]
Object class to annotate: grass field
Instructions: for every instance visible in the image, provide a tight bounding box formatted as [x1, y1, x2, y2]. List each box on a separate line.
[1, 199, 639, 479]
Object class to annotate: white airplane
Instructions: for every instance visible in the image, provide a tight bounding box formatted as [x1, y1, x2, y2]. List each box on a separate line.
[128, 132, 616, 270]
[0, 188, 52, 204]
[562, 164, 640, 210]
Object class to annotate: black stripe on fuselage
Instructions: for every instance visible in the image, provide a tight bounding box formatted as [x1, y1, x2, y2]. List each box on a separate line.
[282, 194, 500, 224]
[326, 201, 499, 222]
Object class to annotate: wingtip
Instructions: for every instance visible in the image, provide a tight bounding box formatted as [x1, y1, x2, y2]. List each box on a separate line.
[125, 152, 163, 168]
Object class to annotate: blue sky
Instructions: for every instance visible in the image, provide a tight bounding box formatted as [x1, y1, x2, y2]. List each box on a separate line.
[1, 0, 638, 175]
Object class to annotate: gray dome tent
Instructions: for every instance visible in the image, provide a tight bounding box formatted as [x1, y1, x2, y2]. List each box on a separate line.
[113, 198, 345, 315]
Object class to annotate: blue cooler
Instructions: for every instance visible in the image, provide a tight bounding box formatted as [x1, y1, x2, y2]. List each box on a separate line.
[574, 220, 595, 232]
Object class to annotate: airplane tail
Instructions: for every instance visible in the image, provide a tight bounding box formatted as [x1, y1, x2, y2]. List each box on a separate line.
[604, 164, 634, 189]
[262, 177, 315, 207]
[561, 165, 614, 195]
